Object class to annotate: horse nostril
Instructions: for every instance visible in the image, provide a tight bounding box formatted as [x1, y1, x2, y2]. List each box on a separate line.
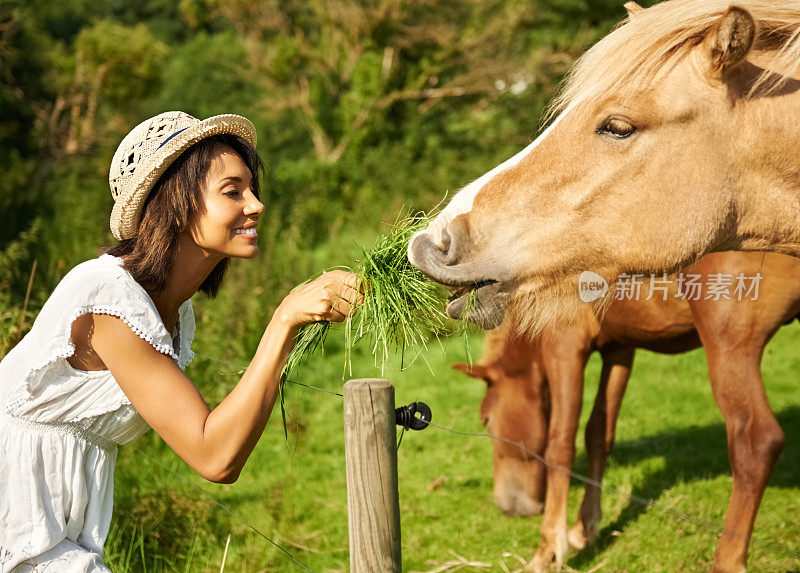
[433, 225, 451, 254]
[443, 216, 471, 265]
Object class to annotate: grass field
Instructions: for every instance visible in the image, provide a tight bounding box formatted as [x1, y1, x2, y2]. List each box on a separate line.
[107, 317, 800, 572]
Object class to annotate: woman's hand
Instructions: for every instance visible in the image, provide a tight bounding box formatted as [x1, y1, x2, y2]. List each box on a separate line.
[277, 270, 364, 327]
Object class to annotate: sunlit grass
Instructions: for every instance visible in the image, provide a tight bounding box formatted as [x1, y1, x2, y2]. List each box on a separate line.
[283, 211, 451, 379]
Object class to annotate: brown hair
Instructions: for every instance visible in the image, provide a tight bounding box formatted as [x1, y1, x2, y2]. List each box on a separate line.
[102, 134, 264, 298]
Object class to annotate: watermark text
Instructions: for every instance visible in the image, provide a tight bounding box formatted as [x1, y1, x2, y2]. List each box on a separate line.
[613, 272, 761, 302]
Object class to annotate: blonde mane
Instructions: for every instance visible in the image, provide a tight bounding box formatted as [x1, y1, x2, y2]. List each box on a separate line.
[548, 0, 800, 119]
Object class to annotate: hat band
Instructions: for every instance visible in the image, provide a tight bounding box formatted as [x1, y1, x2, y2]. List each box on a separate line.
[156, 127, 189, 150]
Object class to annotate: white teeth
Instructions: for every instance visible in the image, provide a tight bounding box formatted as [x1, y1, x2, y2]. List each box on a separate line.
[234, 228, 257, 236]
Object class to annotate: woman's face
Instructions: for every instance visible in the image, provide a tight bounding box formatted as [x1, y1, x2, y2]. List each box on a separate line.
[187, 146, 265, 260]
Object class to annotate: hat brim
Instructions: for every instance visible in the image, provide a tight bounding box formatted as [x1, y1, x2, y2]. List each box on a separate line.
[110, 114, 257, 241]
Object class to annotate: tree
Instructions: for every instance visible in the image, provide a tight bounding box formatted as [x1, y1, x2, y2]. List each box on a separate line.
[209, 0, 570, 162]
[46, 19, 167, 156]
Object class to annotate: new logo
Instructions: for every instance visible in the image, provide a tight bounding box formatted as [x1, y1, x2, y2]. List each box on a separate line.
[578, 271, 608, 303]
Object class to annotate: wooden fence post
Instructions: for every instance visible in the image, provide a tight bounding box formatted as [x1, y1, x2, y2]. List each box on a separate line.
[343, 378, 402, 572]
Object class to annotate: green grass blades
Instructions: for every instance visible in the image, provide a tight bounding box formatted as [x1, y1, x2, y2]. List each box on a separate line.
[346, 211, 451, 374]
[282, 211, 451, 379]
[282, 321, 331, 379]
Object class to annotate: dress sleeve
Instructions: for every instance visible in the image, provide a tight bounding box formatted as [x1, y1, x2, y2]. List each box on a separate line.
[48, 260, 178, 360]
[0, 257, 177, 417]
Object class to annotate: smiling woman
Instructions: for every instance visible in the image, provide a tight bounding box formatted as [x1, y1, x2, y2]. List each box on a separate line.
[102, 131, 264, 300]
[185, 148, 263, 258]
[0, 111, 363, 572]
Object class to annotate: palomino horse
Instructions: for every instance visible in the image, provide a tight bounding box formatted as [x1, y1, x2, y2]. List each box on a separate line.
[409, 0, 800, 335]
[454, 251, 800, 572]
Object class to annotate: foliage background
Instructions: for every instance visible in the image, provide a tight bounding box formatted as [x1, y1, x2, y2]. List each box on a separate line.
[2, 0, 797, 571]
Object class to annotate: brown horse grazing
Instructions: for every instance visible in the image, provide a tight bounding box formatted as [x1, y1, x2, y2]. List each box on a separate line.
[408, 1, 800, 335]
[453, 251, 800, 572]
[454, 332, 554, 517]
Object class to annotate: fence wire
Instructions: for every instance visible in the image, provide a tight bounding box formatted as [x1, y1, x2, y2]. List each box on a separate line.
[421, 420, 798, 562]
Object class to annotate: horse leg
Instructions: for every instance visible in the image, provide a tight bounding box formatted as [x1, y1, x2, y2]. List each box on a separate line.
[568, 346, 634, 550]
[705, 345, 785, 573]
[526, 333, 591, 572]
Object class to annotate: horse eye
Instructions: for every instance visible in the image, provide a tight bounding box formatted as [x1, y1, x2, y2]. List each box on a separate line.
[597, 117, 636, 139]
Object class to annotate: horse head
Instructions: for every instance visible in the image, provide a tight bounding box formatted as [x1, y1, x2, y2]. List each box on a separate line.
[452, 331, 549, 515]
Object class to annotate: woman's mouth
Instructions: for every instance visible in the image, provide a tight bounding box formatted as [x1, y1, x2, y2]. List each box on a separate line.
[234, 227, 258, 238]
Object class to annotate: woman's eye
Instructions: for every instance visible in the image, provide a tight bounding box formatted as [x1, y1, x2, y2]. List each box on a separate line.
[597, 117, 636, 139]
[224, 189, 240, 197]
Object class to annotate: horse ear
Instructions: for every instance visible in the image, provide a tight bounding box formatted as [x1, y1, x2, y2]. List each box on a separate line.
[452, 362, 487, 380]
[705, 5, 756, 76]
[624, 2, 644, 18]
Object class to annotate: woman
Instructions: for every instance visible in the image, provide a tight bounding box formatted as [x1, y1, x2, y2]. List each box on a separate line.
[0, 111, 362, 571]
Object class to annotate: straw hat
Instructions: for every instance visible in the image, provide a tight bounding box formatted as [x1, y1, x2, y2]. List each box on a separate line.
[109, 111, 257, 240]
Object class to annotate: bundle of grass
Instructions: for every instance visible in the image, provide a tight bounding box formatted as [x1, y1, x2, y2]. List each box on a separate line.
[282, 211, 453, 379]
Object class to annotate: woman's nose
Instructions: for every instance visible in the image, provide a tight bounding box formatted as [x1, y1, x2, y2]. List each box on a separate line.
[244, 191, 265, 216]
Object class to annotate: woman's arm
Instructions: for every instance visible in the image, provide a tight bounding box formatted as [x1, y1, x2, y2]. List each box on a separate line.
[90, 270, 361, 483]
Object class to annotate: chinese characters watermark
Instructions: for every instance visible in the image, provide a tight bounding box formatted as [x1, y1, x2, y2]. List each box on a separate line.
[578, 271, 763, 302]
[613, 272, 762, 302]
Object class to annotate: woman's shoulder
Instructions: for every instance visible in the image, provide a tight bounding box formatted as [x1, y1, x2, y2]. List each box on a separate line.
[56, 255, 147, 299]
[43, 254, 154, 321]
[59, 254, 128, 285]
[36, 255, 180, 357]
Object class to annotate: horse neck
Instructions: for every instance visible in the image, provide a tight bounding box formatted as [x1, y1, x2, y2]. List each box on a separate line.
[728, 91, 800, 258]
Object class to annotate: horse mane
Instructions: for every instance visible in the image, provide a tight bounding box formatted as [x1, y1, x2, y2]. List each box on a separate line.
[547, 0, 800, 119]
[478, 321, 543, 369]
[479, 326, 516, 366]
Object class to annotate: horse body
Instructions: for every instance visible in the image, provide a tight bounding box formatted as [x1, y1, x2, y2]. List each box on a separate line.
[454, 251, 800, 572]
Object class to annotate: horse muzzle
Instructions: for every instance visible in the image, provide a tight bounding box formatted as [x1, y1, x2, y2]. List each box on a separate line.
[408, 230, 510, 329]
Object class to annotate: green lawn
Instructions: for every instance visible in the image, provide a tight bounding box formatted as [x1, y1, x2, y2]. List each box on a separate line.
[108, 320, 800, 572]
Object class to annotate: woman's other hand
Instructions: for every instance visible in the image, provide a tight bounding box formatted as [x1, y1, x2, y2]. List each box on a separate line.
[277, 270, 364, 327]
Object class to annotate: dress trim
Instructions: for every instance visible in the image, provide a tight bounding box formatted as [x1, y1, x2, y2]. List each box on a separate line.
[2, 412, 116, 452]
[3, 256, 195, 419]
[69, 307, 180, 359]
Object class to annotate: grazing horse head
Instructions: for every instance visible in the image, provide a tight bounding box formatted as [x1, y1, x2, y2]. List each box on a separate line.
[410, 1, 800, 334]
[452, 330, 550, 516]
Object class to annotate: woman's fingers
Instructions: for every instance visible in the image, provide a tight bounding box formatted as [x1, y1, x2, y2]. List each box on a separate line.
[333, 284, 363, 305]
[281, 270, 365, 325]
[318, 272, 364, 322]
[325, 287, 362, 322]
[322, 272, 364, 304]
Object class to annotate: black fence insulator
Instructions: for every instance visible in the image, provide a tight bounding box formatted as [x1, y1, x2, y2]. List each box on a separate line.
[395, 402, 432, 431]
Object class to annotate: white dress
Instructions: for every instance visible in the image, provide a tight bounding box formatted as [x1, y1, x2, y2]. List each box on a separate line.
[0, 254, 195, 572]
